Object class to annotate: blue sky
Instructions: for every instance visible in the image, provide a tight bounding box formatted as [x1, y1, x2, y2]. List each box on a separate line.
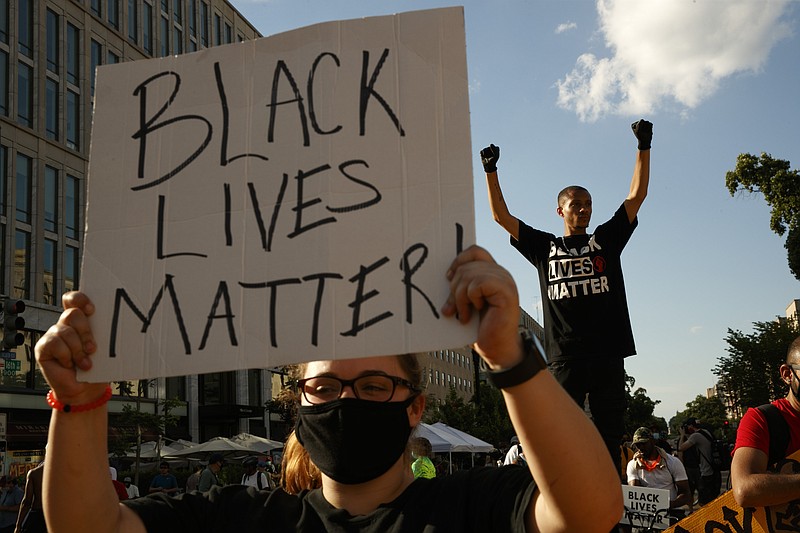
[232, 0, 800, 422]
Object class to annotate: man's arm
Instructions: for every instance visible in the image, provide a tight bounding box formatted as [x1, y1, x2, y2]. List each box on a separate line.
[731, 446, 800, 508]
[481, 144, 520, 240]
[677, 432, 694, 452]
[671, 480, 692, 509]
[14, 471, 35, 532]
[624, 120, 652, 223]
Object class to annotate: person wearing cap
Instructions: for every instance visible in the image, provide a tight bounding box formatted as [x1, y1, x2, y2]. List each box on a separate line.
[124, 477, 140, 499]
[198, 454, 224, 492]
[241, 457, 270, 490]
[730, 335, 800, 508]
[149, 462, 179, 496]
[677, 417, 716, 505]
[627, 427, 692, 521]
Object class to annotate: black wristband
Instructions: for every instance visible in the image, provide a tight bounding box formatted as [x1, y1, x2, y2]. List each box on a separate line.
[487, 330, 548, 389]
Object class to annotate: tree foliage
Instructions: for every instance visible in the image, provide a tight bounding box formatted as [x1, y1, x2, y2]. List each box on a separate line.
[624, 373, 667, 436]
[670, 395, 729, 440]
[713, 318, 799, 419]
[423, 383, 513, 448]
[725, 152, 800, 280]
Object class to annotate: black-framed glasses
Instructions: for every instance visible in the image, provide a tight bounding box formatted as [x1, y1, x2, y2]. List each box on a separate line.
[297, 373, 419, 404]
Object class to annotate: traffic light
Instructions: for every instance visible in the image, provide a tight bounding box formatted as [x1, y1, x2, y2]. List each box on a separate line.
[2, 299, 26, 349]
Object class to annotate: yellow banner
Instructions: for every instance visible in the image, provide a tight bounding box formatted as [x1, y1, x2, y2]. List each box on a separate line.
[666, 450, 800, 533]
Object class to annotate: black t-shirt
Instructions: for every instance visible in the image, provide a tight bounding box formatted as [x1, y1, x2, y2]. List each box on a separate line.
[511, 203, 637, 361]
[125, 465, 535, 532]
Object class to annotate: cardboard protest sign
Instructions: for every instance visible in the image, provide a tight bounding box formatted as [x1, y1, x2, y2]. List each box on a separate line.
[80, 7, 475, 381]
[665, 450, 800, 533]
[621, 485, 671, 530]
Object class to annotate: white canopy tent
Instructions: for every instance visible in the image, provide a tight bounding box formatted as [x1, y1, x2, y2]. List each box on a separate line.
[414, 422, 495, 473]
[230, 433, 284, 453]
[163, 437, 254, 461]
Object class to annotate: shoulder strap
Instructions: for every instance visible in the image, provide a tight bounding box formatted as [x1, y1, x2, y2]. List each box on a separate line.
[757, 403, 791, 466]
[697, 428, 714, 443]
[257, 473, 264, 490]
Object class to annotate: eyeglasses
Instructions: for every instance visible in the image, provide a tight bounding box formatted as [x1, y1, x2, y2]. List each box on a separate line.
[297, 373, 419, 404]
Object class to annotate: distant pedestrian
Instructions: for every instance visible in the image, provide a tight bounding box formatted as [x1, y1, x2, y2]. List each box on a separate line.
[124, 477, 140, 499]
[240, 457, 269, 490]
[149, 462, 179, 496]
[0, 476, 23, 533]
[198, 454, 224, 492]
[185, 464, 203, 493]
[14, 461, 45, 533]
[410, 437, 436, 479]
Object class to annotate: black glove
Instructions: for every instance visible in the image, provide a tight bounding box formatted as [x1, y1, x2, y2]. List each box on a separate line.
[631, 119, 653, 151]
[480, 144, 500, 173]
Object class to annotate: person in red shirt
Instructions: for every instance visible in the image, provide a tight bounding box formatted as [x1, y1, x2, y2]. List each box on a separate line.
[731, 335, 800, 507]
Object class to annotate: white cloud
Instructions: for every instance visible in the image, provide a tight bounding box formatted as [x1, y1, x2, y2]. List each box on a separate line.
[556, 0, 794, 122]
[555, 21, 578, 34]
[689, 326, 704, 335]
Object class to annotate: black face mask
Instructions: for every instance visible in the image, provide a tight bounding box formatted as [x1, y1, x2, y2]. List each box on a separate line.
[295, 396, 416, 484]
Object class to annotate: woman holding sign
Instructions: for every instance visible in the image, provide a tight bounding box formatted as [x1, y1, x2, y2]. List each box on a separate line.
[35, 245, 621, 533]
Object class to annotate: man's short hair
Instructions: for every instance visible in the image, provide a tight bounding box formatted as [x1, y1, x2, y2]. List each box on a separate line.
[557, 185, 589, 207]
[787, 336, 800, 364]
[159, 462, 169, 469]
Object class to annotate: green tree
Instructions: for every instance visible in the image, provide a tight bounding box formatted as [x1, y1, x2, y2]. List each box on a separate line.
[713, 318, 799, 418]
[725, 152, 800, 280]
[423, 382, 513, 448]
[672, 395, 729, 440]
[624, 373, 667, 436]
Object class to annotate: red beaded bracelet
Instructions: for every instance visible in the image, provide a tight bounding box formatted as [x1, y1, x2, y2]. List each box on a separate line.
[46, 386, 113, 413]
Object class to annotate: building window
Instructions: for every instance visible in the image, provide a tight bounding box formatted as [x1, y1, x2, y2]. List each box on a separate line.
[0, 0, 8, 43]
[91, 40, 101, 96]
[13, 229, 30, 298]
[108, 0, 119, 29]
[173, 27, 182, 54]
[213, 13, 220, 46]
[201, 371, 235, 404]
[107, 50, 119, 64]
[224, 22, 231, 44]
[46, 78, 59, 140]
[0, 51, 7, 116]
[66, 90, 79, 150]
[66, 174, 80, 239]
[143, 2, 153, 54]
[17, 0, 32, 57]
[67, 23, 79, 85]
[128, 0, 138, 43]
[247, 369, 261, 406]
[166, 376, 186, 400]
[161, 16, 169, 56]
[0, 145, 5, 217]
[188, 0, 196, 38]
[65, 244, 79, 292]
[91, 0, 102, 18]
[173, 0, 182, 24]
[44, 165, 58, 232]
[17, 61, 32, 127]
[47, 9, 59, 73]
[15, 153, 31, 223]
[200, 2, 209, 47]
[44, 238, 57, 304]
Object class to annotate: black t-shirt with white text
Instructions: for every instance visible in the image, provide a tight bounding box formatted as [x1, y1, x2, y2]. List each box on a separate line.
[511, 203, 637, 361]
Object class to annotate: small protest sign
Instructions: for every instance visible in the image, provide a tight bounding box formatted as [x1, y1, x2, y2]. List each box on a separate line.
[621, 485, 671, 530]
[80, 7, 475, 381]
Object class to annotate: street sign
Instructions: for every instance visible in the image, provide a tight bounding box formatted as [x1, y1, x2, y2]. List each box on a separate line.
[0, 351, 16, 359]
